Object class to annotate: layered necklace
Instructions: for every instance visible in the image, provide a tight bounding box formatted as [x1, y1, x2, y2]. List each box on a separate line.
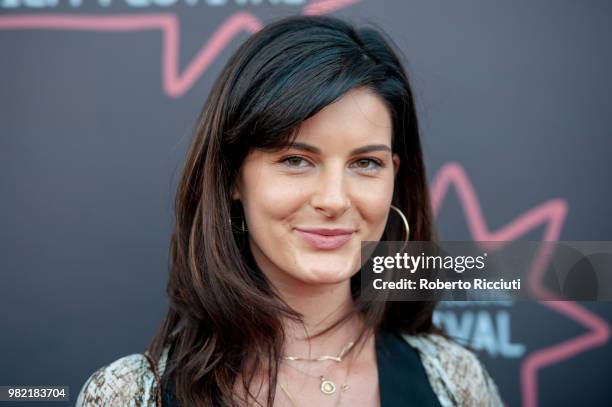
[278, 339, 357, 406]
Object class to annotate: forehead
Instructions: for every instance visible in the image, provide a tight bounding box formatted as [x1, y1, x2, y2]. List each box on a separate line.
[294, 87, 393, 147]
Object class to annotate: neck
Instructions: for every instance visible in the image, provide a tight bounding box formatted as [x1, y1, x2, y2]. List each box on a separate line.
[246, 241, 368, 361]
[232, 268, 373, 405]
[276, 279, 365, 360]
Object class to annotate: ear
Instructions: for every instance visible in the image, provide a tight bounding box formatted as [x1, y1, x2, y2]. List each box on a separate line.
[392, 153, 400, 177]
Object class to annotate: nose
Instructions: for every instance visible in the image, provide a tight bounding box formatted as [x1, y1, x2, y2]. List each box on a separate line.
[310, 166, 351, 218]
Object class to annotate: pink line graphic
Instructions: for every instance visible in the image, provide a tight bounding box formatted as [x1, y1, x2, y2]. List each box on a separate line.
[304, 0, 361, 15]
[430, 162, 610, 407]
[0, 12, 260, 98]
[0, 0, 361, 98]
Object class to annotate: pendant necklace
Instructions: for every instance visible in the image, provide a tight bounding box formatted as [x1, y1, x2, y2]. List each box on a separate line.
[278, 343, 358, 407]
[282, 340, 355, 395]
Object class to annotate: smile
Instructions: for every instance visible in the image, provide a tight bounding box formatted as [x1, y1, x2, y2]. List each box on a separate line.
[294, 228, 354, 250]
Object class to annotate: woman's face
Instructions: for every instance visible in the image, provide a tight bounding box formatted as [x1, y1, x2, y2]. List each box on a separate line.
[232, 87, 400, 288]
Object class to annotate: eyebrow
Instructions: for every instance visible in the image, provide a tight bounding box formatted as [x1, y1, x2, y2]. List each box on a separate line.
[287, 142, 392, 155]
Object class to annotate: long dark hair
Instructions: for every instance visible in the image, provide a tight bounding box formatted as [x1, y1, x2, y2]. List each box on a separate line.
[147, 15, 441, 406]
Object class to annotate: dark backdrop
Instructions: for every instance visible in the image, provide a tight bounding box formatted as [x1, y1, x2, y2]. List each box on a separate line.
[2, 1, 611, 406]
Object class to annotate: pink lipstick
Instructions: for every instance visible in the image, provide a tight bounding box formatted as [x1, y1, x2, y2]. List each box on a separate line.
[294, 228, 354, 250]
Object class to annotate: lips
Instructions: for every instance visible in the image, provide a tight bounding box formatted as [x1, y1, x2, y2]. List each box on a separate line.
[294, 227, 354, 250]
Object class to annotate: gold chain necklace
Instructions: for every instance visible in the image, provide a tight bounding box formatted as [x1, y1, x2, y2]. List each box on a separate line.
[283, 359, 349, 395]
[278, 347, 356, 407]
[283, 340, 355, 363]
[282, 339, 355, 394]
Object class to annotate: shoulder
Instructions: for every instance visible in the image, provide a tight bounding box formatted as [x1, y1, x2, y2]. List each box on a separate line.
[402, 333, 504, 407]
[75, 349, 168, 407]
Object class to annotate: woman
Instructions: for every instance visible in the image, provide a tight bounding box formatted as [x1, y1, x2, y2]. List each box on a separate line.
[76, 15, 502, 407]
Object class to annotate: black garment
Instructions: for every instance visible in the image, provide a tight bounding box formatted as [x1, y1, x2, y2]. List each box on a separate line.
[375, 329, 441, 406]
[162, 329, 441, 406]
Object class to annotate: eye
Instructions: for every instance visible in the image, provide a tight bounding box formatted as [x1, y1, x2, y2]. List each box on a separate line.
[351, 158, 383, 172]
[280, 155, 312, 170]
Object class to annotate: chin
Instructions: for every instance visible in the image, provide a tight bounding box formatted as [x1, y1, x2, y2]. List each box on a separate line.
[296, 263, 356, 285]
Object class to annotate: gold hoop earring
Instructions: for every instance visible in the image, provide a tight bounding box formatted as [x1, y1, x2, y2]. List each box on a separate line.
[390, 204, 410, 242]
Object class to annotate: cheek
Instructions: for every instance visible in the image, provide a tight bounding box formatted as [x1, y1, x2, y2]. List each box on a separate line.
[353, 178, 395, 233]
[242, 172, 308, 229]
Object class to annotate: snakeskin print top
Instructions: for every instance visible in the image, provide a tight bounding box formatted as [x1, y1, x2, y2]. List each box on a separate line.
[75, 333, 504, 406]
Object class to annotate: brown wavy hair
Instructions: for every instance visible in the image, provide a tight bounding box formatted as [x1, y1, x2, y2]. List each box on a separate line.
[147, 15, 441, 407]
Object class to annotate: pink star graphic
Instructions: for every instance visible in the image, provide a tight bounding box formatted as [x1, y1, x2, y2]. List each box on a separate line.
[430, 162, 611, 407]
[0, 0, 361, 97]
